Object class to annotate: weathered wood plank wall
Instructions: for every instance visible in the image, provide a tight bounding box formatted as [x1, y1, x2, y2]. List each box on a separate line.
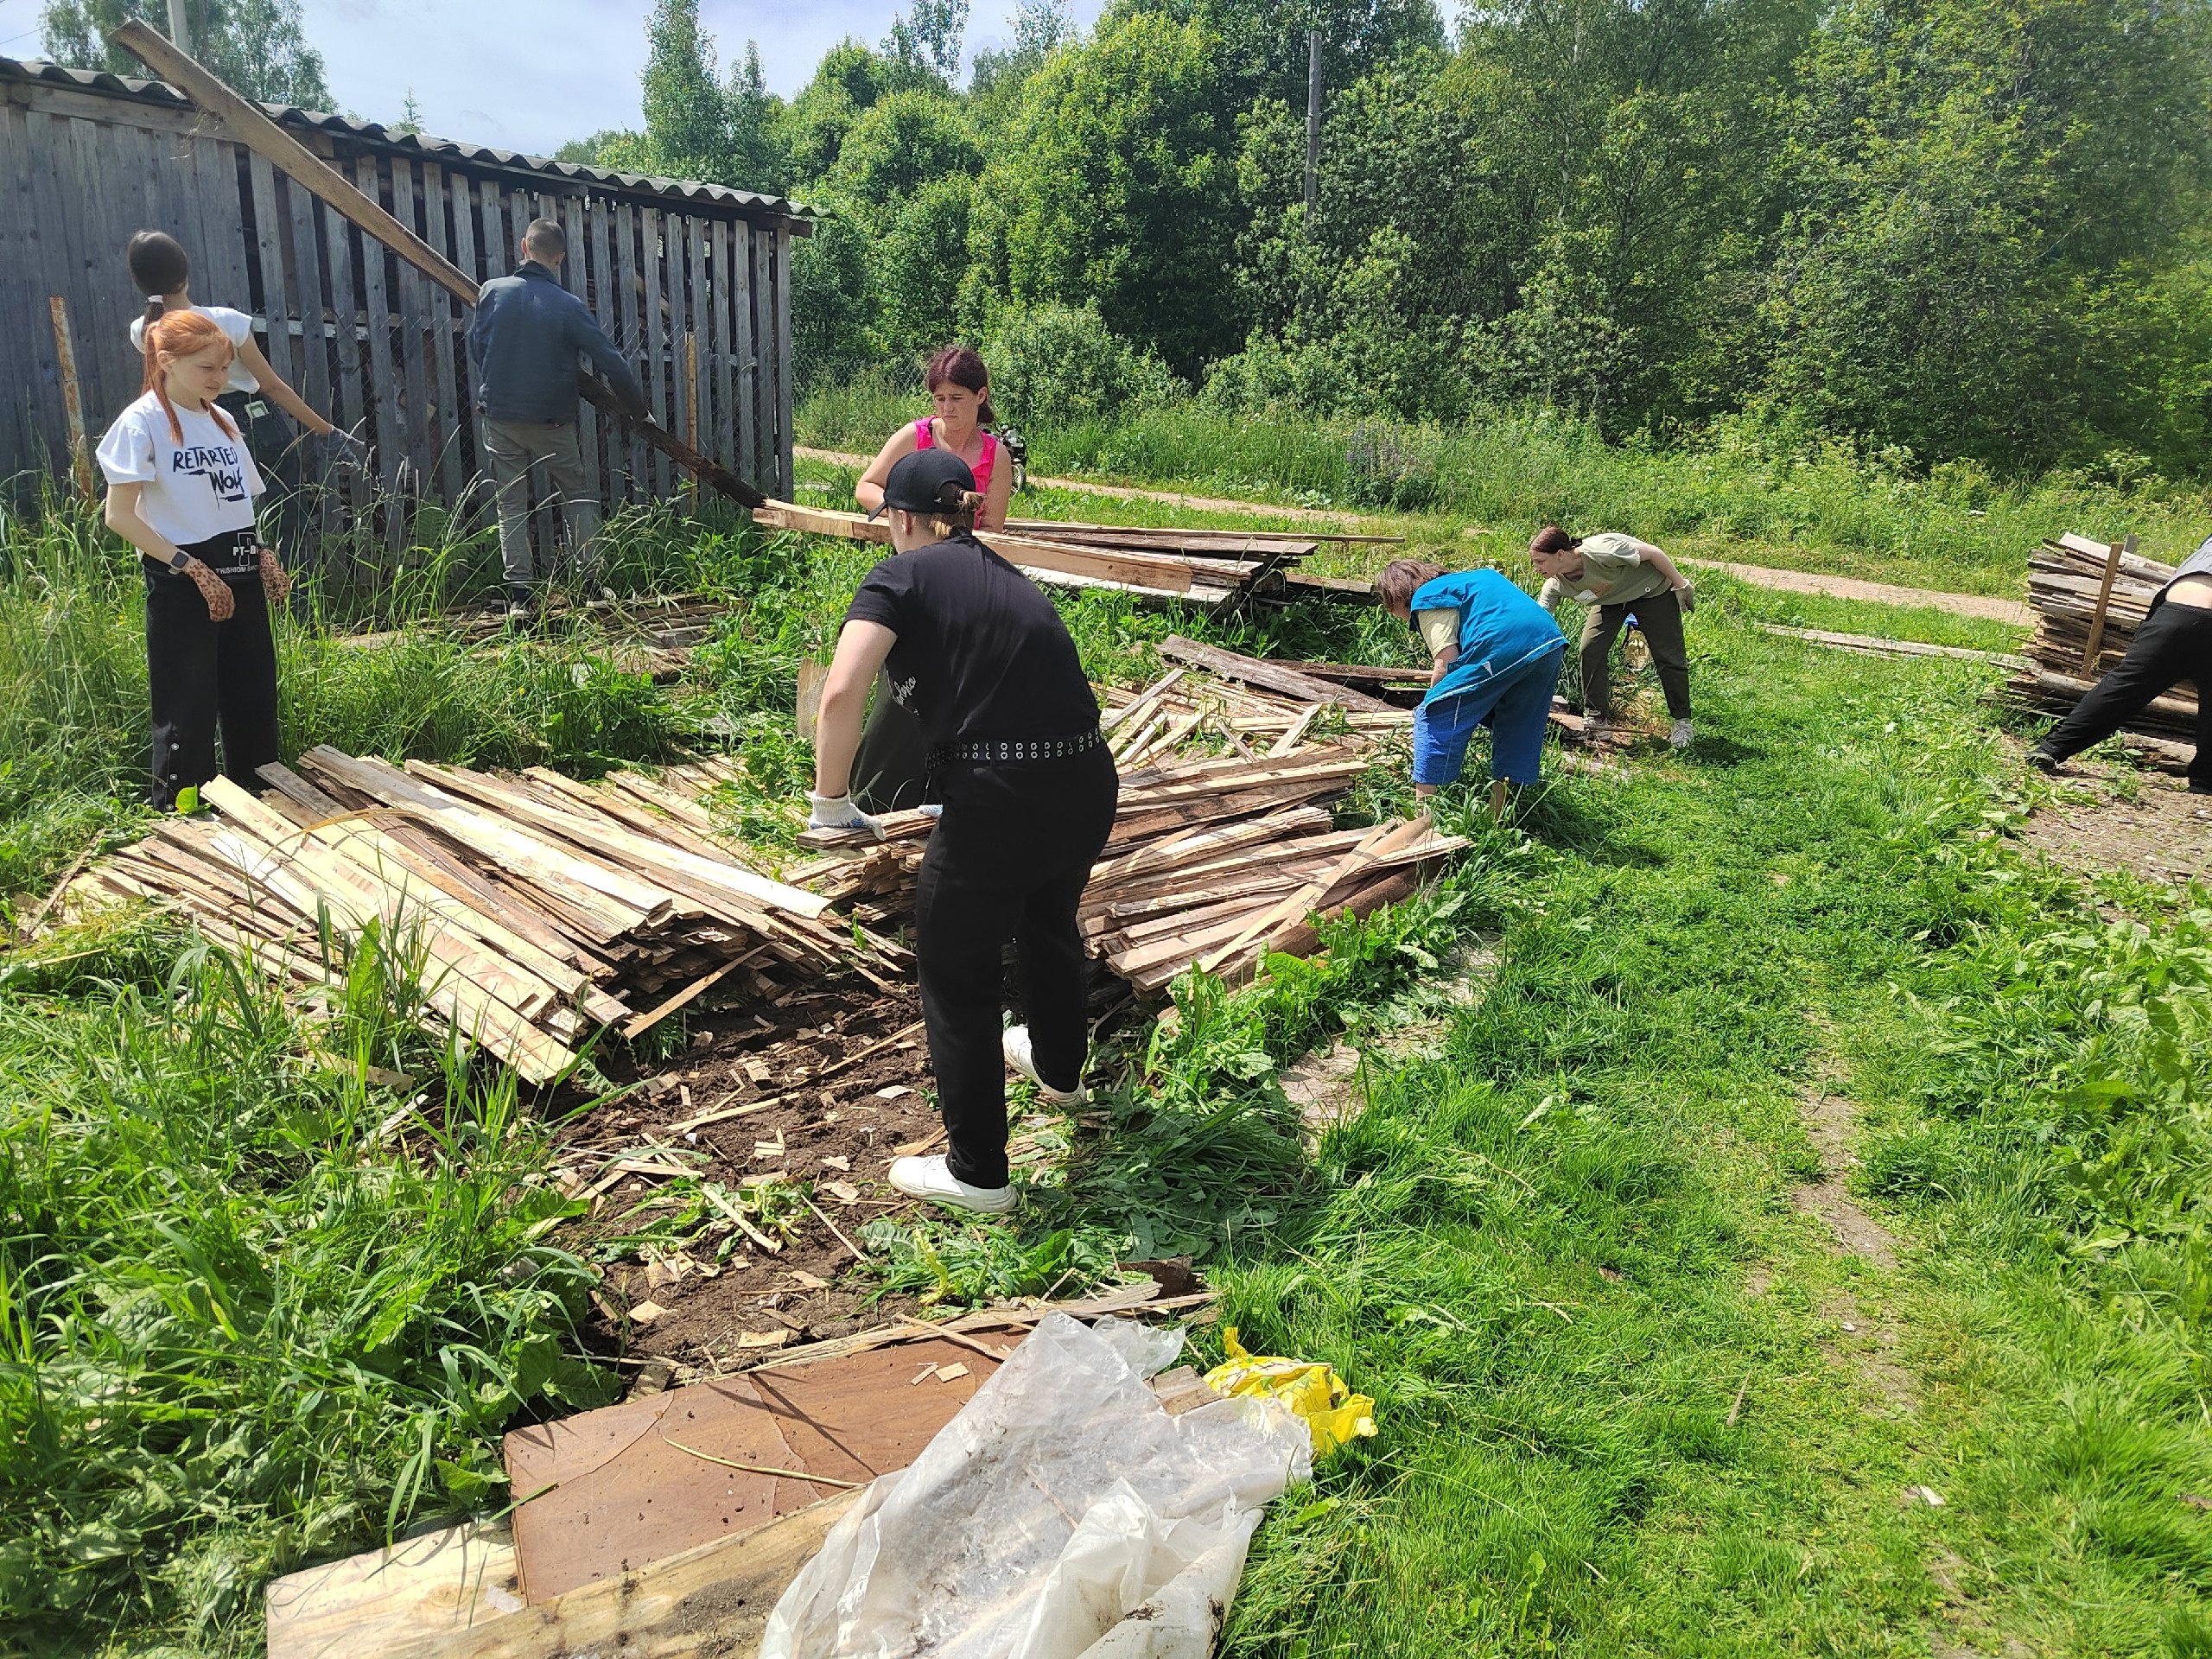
[0, 78, 798, 524]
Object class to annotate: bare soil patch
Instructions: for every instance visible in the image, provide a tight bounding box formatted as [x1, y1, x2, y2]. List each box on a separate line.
[1792, 1063, 1901, 1270]
[2007, 736, 2212, 891]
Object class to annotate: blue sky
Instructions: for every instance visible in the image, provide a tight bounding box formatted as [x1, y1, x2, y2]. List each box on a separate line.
[0, 1, 1107, 158]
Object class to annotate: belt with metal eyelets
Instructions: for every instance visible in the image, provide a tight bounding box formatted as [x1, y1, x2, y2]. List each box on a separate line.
[928, 728, 1104, 769]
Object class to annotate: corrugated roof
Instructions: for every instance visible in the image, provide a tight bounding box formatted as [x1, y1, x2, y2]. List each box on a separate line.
[0, 55, 812, 227]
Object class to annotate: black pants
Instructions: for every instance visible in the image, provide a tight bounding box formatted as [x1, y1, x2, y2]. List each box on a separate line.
[2037, 599, 2212, 786]
[145, 547, 280, 809]
[915, 745, 1118, 1188]
[852, 677, 934, 812]
[1581, 588, 1691, 720]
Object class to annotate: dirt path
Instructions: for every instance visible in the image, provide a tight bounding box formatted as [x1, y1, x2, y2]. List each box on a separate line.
[1700, 561, 2031, 626]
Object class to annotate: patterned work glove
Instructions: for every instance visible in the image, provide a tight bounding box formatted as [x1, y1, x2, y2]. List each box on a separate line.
[258, 546, 291, 607]
[185, 557, 236, 622]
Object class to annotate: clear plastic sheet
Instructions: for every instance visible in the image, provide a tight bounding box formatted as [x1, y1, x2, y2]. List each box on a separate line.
[759, 1313, 1313, 1659]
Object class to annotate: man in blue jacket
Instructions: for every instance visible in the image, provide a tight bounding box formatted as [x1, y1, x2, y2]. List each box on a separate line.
[467, 217, 647, 619]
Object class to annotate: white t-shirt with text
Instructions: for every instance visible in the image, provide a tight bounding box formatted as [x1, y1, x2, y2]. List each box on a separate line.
[127, 303, 258, 395]
[96, 391, 264, 572]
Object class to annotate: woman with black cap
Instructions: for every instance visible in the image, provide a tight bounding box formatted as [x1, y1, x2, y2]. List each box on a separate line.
[808, 448, 1117, 1214]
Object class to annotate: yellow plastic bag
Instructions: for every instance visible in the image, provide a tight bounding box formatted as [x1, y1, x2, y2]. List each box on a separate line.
[1203, 1326, 1376, 1459]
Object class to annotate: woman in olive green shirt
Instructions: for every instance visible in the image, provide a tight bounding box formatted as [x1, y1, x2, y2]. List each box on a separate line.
[1528, 524, 1697, 750]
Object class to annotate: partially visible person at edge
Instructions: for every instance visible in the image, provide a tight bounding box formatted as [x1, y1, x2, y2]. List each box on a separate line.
[808, 448, 1116, 1216]
[844, 346, 1016, 813]
[1527, 524, 1698, 752]
[2031, 533, 2212, 791]
[467, 216, 647, 622]
[124, 230, 363, 566]
[97, 309, 290, 811]
[1375, 557, 1566, 821]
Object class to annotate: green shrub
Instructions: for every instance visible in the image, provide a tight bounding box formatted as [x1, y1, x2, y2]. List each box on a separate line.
[983, 303, 1185, 432]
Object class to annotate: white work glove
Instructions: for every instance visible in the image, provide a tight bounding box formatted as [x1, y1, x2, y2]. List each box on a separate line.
[1672, 581, 1696, 615]
[807, 791, 882, 836]
[1537, 576, 1565, 615]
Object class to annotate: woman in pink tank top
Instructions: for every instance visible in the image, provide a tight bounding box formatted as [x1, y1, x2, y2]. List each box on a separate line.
[856, 346, 1011, 532]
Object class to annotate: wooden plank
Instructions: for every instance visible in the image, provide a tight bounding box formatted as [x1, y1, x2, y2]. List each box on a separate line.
[582, 197, 624, 505]
[320, 198, 368, 491]
[1157, 636, 1398, 710]
[47, 297, 95, 498]
[282, 165, 336, 430]
[710, 218, 734, 474]
[43, 113, 111, 428]
[111, 21, 479, 306]
[264, 1518, 519, 1659]
[555, 189, 601, 511]
[190, 131, 256, 319]
[609, 200, 650, 492]
[389, 159, 437, 493]
[352, 157, 404, 493]
[637, 207, 671, 496]
[684, 213, 710, 467]
[731, 219, 758, 492]
[415, 161, 466, 503]
[244, 149, 296, 392]
[2082, 536, 2133, 674]
[417, 1491, 857, 1659]
[772, 223, 793, 498]
[446, 167, 484, 510]
[0, 104, 43, 469]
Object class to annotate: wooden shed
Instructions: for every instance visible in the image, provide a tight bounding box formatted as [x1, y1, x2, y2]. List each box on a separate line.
[0, 55, 809, 528]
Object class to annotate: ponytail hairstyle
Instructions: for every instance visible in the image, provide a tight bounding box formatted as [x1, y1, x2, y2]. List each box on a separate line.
[1529, 524, 1582, 557]
[142, 309, 239, 445]
[1374, 557, 1446, 613]
[916, 484, 988, 543]
[924, 345, 995, 428]
[127, 230, 193, 341]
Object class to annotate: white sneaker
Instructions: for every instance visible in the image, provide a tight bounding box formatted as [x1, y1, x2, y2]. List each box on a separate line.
[1584, 711, 1612, 741]
[1002, 1025, 1086, 1104]
[1669, 718, 1694, 751]
[888, 1154, 1016, 1215]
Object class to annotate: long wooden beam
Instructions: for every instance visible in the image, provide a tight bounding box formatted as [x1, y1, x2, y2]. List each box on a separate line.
[108, 18, 768, 510]
[112, 19, 477, 304]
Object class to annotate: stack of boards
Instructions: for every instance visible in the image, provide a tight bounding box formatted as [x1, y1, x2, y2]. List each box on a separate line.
[751, 501, 1387, 607]
[793, 637, 1465, 991]
[2010, 532, 2199, 764]
[59, 751, 901, 1084]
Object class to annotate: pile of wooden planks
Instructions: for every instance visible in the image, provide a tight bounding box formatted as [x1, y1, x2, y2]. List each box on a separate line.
[2009, 532, 2200, 749]
[751, 503, 1390, 607]
[60, 751, 898, 1084]
[791, 646, 1461, 989]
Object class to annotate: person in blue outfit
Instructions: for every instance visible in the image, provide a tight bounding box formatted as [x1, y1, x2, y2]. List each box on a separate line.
[1375, 557, 1567, 819]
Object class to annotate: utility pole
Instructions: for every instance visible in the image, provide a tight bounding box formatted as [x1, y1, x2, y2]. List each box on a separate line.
[165, 0, 193, 54]
[1304, 28, 1321, 217]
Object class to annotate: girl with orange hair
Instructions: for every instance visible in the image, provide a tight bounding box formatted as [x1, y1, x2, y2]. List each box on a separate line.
[96, 309, 289, 810]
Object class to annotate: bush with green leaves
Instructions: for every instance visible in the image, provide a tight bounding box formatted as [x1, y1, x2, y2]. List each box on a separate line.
[982, 303, 1185, 433]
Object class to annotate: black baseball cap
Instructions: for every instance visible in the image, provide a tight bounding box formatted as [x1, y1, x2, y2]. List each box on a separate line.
[870, 448, 978, 518]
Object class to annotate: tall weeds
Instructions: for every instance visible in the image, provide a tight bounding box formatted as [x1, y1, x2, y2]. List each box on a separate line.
[0, 925, 613, 1649]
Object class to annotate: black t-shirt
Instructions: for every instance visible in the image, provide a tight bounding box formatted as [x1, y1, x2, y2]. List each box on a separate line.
[843, 535, 1099, 747]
